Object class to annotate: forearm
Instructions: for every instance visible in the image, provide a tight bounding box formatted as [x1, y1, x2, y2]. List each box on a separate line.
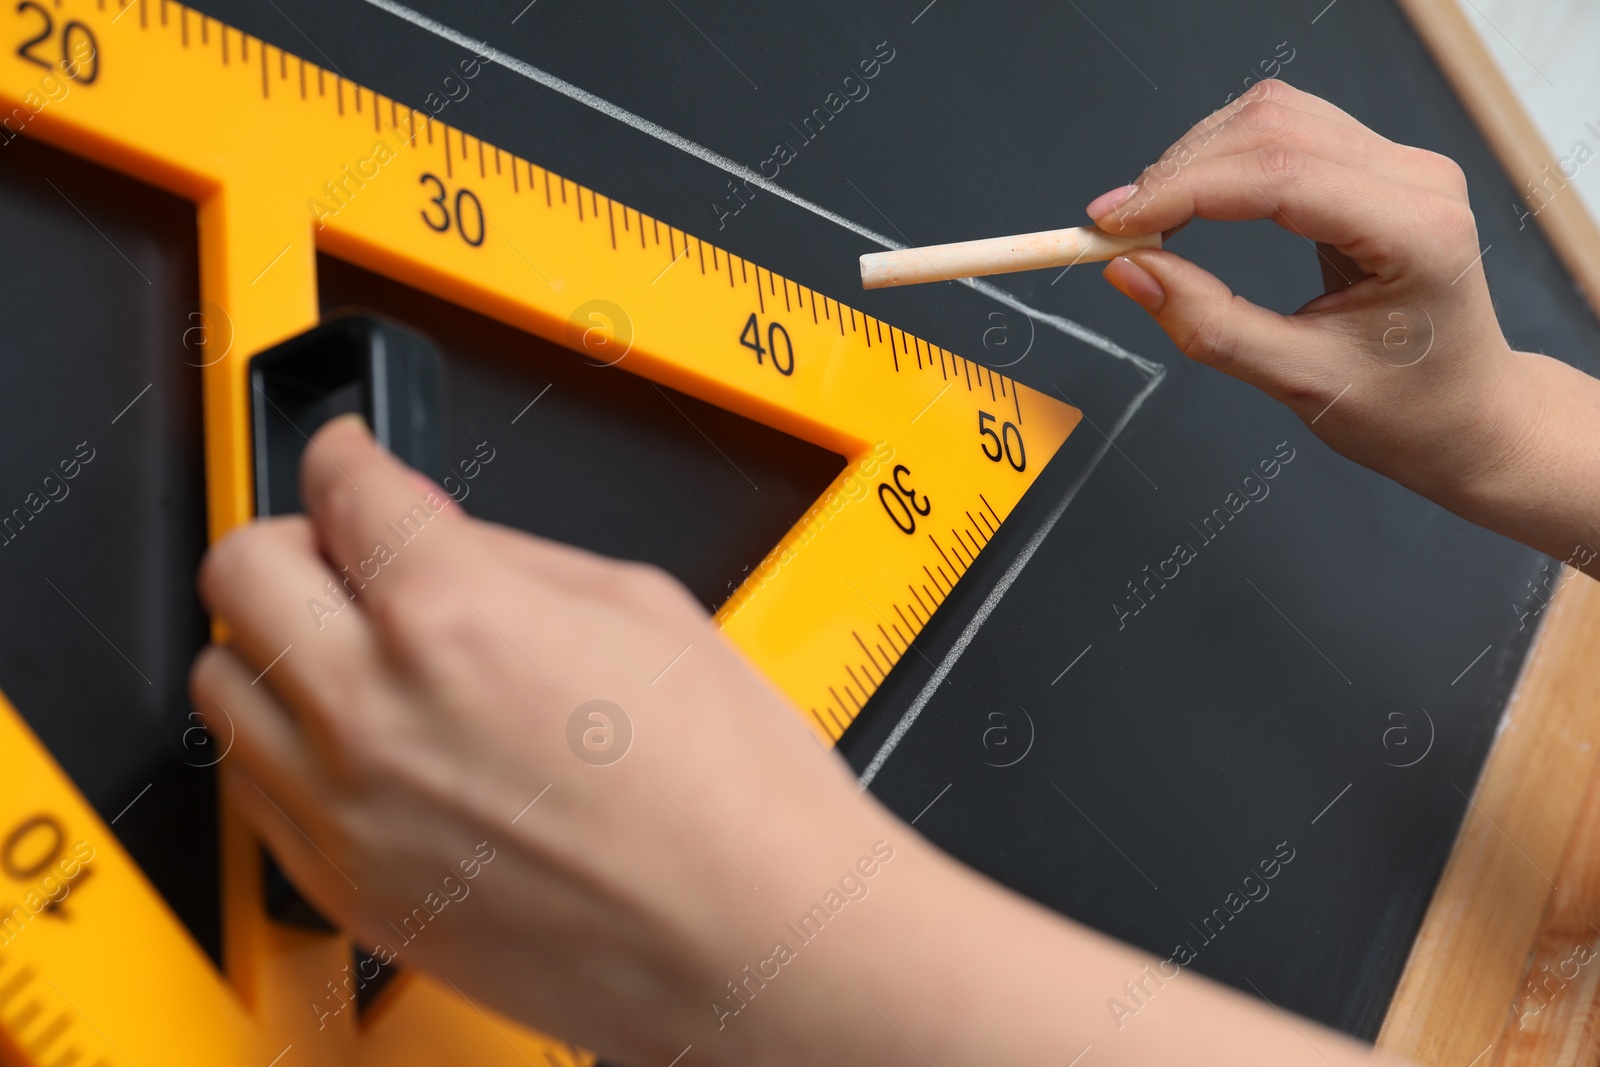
[1422, 350, 1600, 578]
[724, 833, 1392, 1067]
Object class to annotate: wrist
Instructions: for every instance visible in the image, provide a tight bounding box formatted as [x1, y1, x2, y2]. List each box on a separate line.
[1399, 348, 1600, 568]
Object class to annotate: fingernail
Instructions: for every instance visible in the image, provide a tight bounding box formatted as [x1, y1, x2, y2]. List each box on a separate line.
[1103, 256, 1166, 312]
[1086, 184, 1139, 221]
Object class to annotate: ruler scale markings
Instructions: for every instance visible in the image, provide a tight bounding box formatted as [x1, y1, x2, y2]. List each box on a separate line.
[878, 623, 903, 654]
[853, 632, 886, 675]
[894, 603, 917, 634]
[0, 4, 1081, 1060]
[844, 663, 872, 694]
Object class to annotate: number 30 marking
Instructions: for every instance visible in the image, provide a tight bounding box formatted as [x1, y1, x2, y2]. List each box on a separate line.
[419, 172, 485, 247]
[878, 464, 931, 535]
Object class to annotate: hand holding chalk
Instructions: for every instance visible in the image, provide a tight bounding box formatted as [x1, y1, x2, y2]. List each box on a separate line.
[859, 225, 1161, 289]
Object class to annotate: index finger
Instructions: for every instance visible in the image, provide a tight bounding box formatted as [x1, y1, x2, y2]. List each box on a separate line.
[298, 414, 462, 606]
[1099, 149, 1449, 279]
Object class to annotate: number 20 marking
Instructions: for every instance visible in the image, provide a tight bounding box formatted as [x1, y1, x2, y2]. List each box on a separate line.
[15, 2, 99, 83]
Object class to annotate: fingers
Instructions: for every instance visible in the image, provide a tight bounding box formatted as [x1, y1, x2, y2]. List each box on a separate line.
[1104, 250, 1338, 410]
[219, 764, 355, 923]
[1098, 149, 1437, 272]
[298, 415, 463, 606]
[1171, 81, 1372, 155]
[189, 643, 325, 805]
[1146, 104, 1460, 202]
[197, 515, 393, 755]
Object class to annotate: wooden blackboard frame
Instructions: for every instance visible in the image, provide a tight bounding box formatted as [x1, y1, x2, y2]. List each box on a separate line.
[1378, 2, 1600, 1063]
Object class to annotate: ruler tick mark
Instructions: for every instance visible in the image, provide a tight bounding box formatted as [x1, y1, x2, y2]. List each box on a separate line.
[844, 661, 874, 692]
[853, 632, 887, 676]
[878, 622, 902, 654]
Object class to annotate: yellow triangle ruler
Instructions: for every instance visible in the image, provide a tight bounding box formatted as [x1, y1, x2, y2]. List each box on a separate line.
[0, 0, 1081, 1062]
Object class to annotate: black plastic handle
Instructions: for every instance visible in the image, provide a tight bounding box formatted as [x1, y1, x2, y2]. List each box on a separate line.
[250, 312, 443, 517]
[246, 313, 442, 945]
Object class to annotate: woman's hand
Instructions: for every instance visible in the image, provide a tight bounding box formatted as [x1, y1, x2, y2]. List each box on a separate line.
[192, 416, 1401, 1067]
[1091, 79, 1600, 572]
[190, 415, 922, 1064]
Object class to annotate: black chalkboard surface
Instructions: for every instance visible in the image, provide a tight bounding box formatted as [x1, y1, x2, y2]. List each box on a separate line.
[96, 0, 1600, 1042]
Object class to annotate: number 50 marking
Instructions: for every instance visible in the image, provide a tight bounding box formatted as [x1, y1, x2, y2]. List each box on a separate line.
[978, 410, 1026, 471]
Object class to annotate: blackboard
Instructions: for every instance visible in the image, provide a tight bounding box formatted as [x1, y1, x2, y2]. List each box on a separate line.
[7, 0, 1596, 1044]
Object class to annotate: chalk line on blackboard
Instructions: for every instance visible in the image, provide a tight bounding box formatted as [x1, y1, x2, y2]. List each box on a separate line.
[358, 0, 1172, 785]
[858, 367, 1166, 788]
[357, 0, 1163, 381]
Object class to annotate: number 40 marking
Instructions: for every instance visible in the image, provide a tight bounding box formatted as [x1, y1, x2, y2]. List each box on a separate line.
[738, 313, 794, 376]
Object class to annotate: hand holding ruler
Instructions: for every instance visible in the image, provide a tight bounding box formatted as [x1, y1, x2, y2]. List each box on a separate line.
[0, 1, 1081, 1062]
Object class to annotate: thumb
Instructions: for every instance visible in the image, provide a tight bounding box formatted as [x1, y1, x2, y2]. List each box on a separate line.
[1105, 249, 1324, 409]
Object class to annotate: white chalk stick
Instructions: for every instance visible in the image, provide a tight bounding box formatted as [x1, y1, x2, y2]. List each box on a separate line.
[859, 226, 1162, 289]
